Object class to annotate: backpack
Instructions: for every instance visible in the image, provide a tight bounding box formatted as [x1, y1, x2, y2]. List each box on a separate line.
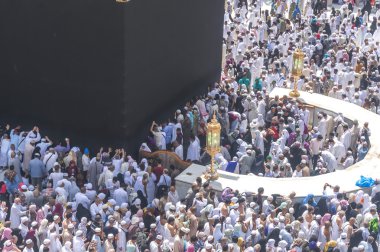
[369, 217, 379, 235]
[136, 230, 147, 250]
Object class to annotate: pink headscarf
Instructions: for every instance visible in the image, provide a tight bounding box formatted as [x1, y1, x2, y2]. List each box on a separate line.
[2, 240, 14, 251]
[36, 209, 45, 223]
[321, 213, 331, 226]
[1, 228, 12, 240]
[187, 244, 195, 252]
[340, 200, 348, 208]
[136, 209, 144, 221]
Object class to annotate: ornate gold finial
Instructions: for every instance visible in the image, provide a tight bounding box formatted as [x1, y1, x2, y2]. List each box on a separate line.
[205, 110, 221, 180]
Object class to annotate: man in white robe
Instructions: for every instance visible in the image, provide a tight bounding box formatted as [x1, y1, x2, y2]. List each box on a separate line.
[73, 230, 85, 252]
[321, 150, 338, 172]
[173, 141, 184, 160]
[342, 151, 354, 169]
[340, 125, 352, 152]
[0, 135, 10, 168]
[186, 136, 200, 161]
[10, 198, 27, 229]
[317, 114, 327, 139]
[328, 139, 346, 164]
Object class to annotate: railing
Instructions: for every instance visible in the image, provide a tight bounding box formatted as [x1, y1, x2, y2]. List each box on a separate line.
[139, 150, 192, 171]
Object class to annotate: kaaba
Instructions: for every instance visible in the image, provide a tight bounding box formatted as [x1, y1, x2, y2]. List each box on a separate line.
[0, 0, 224, 153]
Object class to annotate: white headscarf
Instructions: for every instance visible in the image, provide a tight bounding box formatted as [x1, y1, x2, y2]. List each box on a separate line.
[49, 233, 62, 252]
[355, 190, 364, 204]
[278, 129, 289, 151]
[140, 143, 152, 152]
[124, 171, 133, 186]
[134, 176, 145, 195]
[141, 158, 149, 171]
[213, 223, 223, 242]
[62, 241, 73, 252]
[362, 194, 370, 212]
[253, 130, 264, 155]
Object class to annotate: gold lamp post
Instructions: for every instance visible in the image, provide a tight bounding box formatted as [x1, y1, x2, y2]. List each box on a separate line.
[205, 113, 221, 180]
[289, 48, 305, 98]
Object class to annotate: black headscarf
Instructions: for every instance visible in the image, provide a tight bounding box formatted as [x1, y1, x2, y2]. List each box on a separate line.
[316, 196, 329, 216]
[267, 227, 281, 246]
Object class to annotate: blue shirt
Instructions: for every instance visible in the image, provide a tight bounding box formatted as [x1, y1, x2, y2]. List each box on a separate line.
[29, 158, 46, 178]
[163, 124, 174, 145]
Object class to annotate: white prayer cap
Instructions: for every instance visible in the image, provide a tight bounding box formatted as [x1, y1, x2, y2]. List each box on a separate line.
[21, 185, 27, 190]
[4, 240, 12, 247]
[341, 233, 347, 239]
[21, 216, 28, 223]
[75, 230, 83, 237]
[31, 221, 38, 227]
[26, 239, 33, 245]
[43, 239, 51, 245]
[139, 222, 145, 229]
[156, 235, 163, 240]
[180, 227, 188, 233]
[98, 193, 106, 200]
[28, 185, 35, 191]
[289, 208, 294, 214]
[95, 227, 101, 232]
[150, 223, 157, 229]
[85, 183, 92, 190]
[108, 199, 116, 206]
[206, 244, 213, 249]
[198, 232, 205, 238]
[53, 215, 59, 221]
[176, 109, 181, 113]
[207, 235, 213, 241]
[108, 233, 114, 239]
[121, 202, 129, 209]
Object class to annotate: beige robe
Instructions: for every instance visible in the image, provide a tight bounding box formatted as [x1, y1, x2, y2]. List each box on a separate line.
[23, 143, 34, 173]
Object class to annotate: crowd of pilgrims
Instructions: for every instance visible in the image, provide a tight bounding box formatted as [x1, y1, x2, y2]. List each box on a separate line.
[0, 0, 380, 250]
